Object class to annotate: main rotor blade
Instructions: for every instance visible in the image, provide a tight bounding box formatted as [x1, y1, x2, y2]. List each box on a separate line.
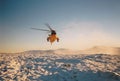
[31, 28, 50, 31]
[45, 23, 53, 31]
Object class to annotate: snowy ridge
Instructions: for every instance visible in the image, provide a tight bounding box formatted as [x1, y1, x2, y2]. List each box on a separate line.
[18, 46, 120, 55]
[0, 52, 120, 81]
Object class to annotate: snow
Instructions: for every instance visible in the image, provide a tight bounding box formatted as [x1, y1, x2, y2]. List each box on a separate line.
[0, 51, 120, 81]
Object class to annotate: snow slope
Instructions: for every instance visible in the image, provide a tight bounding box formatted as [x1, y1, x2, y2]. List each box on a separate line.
[0, 50, 120, 81]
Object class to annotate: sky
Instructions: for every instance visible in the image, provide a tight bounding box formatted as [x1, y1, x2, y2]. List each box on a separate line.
[0, 0, 120, 53]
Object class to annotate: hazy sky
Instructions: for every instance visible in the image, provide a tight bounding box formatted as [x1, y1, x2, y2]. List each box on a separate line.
[0, 0, 120, 53]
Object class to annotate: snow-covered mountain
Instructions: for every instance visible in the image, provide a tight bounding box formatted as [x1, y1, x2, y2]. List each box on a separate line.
[22, 46, 120, 55]
[0, 46, 120, 81]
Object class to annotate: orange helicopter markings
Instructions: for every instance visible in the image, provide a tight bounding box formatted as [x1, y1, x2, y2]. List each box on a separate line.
[47, 34, 59, 44]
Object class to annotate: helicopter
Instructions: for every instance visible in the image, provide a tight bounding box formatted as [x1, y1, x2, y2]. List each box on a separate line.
[31, 23, 59, 44]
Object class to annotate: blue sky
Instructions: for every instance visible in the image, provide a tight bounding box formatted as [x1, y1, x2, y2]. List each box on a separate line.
[0, 0, 120, 53]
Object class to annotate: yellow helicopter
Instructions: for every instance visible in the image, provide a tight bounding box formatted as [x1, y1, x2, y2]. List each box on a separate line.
[31, 23, 59, 44]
